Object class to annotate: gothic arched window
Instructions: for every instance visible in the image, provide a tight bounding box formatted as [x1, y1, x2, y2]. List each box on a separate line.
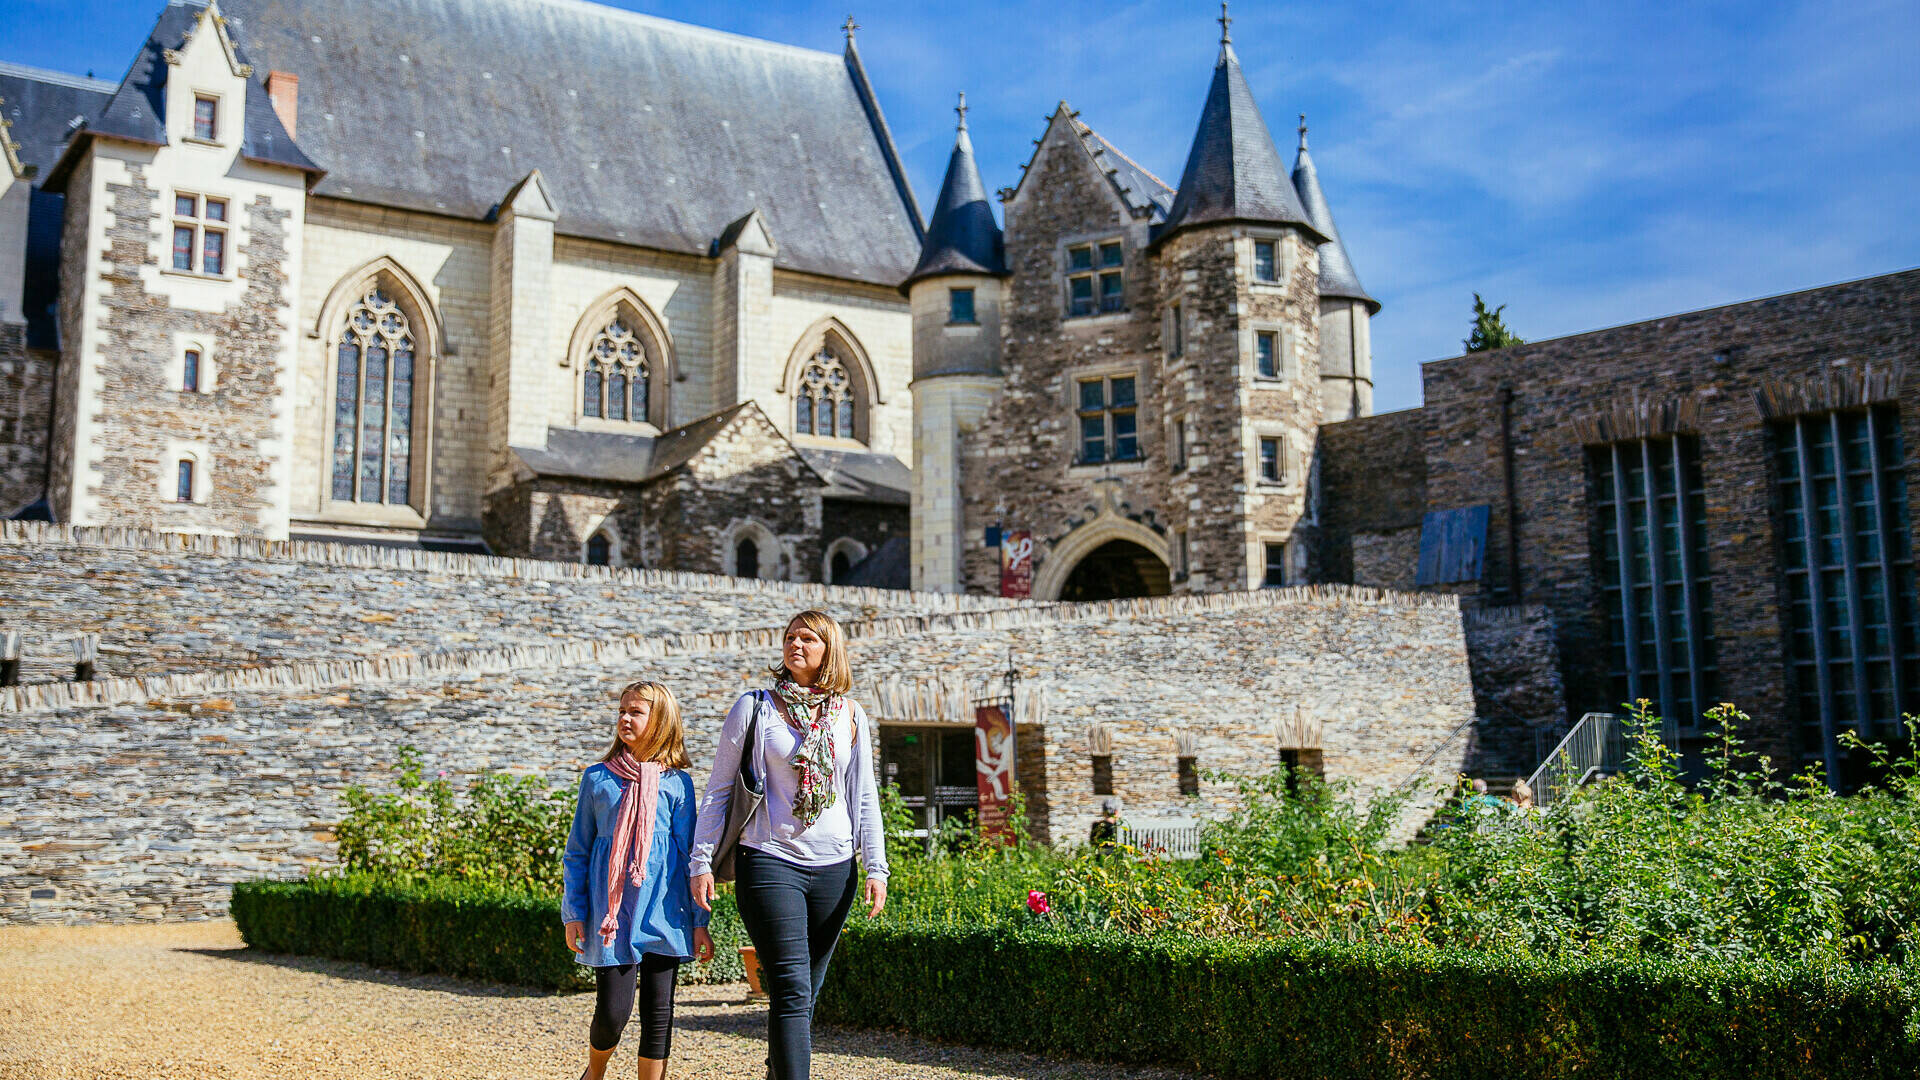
[581, 317, 651, 424]
[794, 348, 858, 439]
[585, 532, 612, 566]
[332, 288, 416, 505]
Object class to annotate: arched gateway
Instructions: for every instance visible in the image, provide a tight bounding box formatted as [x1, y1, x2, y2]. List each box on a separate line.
[1032, 518, 1172, 601]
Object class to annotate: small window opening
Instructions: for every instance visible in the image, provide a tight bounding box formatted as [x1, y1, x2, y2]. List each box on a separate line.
[585, 532, 612, 566]
[737, 538, 760, 580]
[1256, 330, 1279, 378]
[1253, 239, 1278, 282]
[831, 550, 852, 583]
[1177, 756, 1200, 797]
[175, 460, 195, 503]
[948, 288, 976, 324]
[193, 95, 218, 141]
[1091, 753, 1114, 796]
[182, 349, 201, 393]
[1264, 542, 1287, 588]
[1259, 436, 1284, 483]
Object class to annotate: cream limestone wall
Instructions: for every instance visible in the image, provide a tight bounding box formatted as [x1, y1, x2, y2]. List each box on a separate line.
[296, 200, 492, 530]
[770, 271, 912, 460]
[549, 236, 712, 429]
[911, 375, 1001, 592]
[0, 167, 26, 324]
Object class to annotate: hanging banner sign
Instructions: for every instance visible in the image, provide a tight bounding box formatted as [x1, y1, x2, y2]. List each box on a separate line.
[974, 703, 1015, 842]
[1000, 531, 1034, 598]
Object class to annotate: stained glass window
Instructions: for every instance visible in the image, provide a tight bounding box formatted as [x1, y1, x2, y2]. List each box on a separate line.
[1591, 435, 1718, 733]
[581, 317, 650, 424]
[331, 288, 416, 506]
[795, 349, 858, 440]
[1774, 406, 1918, 774]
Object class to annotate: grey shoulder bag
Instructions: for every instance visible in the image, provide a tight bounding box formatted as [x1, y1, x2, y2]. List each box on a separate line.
[711, 691, 767, 883]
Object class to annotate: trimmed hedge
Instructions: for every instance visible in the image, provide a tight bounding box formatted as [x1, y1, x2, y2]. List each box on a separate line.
[817, 923, 1920, 1080]
[229, 874, 748, 990]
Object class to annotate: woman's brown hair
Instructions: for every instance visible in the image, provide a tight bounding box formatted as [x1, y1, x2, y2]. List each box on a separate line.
[769, 609, 853, 694]
[601, 680, 691, 768]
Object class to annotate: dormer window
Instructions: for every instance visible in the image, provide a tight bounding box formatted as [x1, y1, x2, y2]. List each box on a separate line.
[193, 95, 218, 141]
[1067, 240, 1124, 316]
[171, 193, 228, 276]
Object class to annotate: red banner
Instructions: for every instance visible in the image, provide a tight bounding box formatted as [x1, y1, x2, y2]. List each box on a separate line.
[999, 531, 1034, 598]
[974, 703, 1015, 842]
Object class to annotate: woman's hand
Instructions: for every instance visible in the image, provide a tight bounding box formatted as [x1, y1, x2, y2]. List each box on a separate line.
[692, 926, 714, 962]
[691, 872, 716, 912]
[863, 876, 887, 919]
[564, 920, 586, 954]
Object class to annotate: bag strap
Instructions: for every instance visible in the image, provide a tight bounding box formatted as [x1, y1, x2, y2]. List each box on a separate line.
[739, 691, 765, 788]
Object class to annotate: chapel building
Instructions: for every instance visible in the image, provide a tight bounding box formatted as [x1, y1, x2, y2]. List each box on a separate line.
[0, 0, 920, 584]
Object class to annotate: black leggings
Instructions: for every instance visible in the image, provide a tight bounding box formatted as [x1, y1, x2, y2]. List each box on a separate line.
[590, 952, 681, 1057]
[734, 849, 859, 1080]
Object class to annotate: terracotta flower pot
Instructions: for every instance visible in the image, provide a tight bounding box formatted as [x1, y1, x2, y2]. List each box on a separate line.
[739, 944, 767, 999]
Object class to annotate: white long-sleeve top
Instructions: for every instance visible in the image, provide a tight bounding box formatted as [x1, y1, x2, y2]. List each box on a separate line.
[690, 690, 889, 881]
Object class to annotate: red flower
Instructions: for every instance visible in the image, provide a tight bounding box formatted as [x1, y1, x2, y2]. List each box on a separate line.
[1026, 889, 1050, 915]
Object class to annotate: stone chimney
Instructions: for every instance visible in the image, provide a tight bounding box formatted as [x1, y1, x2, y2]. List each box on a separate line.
[265, 71, 298, 138]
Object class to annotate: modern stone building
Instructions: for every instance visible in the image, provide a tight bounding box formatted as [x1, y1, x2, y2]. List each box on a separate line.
[0, 0, 917, 584]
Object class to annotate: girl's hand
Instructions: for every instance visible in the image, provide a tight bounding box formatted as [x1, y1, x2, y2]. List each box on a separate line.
[692, 926, 714, 962]
[691, 873, 716, 912]
[564, 920, 586, 954]
[863, 876, 887, 919]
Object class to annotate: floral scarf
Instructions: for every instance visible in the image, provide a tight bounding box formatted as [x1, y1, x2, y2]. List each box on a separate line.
[772, 677, 844, 830]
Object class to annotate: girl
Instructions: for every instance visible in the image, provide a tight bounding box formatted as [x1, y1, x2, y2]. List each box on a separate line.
[690, 610, 889, 1080]
[562, 680, 714, 1080]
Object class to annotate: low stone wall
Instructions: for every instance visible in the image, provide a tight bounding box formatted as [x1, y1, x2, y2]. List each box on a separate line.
[1, 587, 1475, 923]
[0, 523, 1030, 684]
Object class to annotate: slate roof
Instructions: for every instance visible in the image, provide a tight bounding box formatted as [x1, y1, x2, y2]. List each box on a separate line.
[511, 427, 656, 484]
[1078, 125, 1173, 222]
[904, 111, 1004, 287]
[839, 534, 909, 590]
[214, 0, 924, 286]
[798, 446, 910, 505]
[49, 0, 319, 184]
[1291, 133, 1378, 312]
[1154, 44, 1323, 247]
[0, 62, 115, 179]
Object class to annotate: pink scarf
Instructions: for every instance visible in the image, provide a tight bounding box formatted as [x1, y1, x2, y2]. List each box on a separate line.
[600, 750, 664, 948]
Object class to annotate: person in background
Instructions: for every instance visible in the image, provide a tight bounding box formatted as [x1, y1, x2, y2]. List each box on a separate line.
[562, 680, 714, 1080]
[1089, 798, 1122, 849]
[1510, 779, 1537, 812]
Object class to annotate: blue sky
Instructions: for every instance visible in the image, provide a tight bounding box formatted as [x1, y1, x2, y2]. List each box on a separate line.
[6, 0, 1916, 412]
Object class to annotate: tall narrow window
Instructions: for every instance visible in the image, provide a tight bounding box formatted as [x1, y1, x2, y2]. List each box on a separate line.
[193, 95, 218, 141]
[1168, 302, 1184, 359]
[1774, 406, 1918, 774]
[1264, 542, 1287, 587]
[736, 538, 760, 580]
[1253, 239, 1278, 282]
[831, 550, 853, 583]
[1591, 435, 1717, 733]
[795, 349, 859, 441]
[176, 460, 195, 503]
[1177, 755, 1200, 796]
[1176, 529, 1190, 577]
[1171, 417, 1187, 472]
[1076, 375, 1137, 464]
[1259, 436, 1284, 482]
[1256, 331, 1280, 378]
[182, 349, 201, 393]
[582, 317, 650, 424]
[585, 532, 612, 566]
[948, 288, 975, 324]
[331, 288, 416, 506]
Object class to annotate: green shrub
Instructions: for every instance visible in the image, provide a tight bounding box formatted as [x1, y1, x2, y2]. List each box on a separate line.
[819, 922, 1920, 1080]
[231, 874, 748, 989]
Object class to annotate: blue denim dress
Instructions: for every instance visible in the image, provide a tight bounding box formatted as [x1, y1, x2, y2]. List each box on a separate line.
[561, 764, 708, 967]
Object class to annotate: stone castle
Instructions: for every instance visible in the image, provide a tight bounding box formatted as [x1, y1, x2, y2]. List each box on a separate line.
[4, 0, 1919, 784]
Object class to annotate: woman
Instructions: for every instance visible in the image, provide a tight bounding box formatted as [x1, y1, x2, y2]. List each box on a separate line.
[690, 610, 888, 1080]
[561, 680, 714, 1080]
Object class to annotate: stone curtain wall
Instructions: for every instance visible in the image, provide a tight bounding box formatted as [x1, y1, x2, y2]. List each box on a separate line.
[0, 322, 54, 516]
[1420, 268, 1920, 762]
[1460, 605, 1567, 776]
[1, 586, 1474, 922]
[0, 524, 1029, 686]
[1318, 406, 1427, 588]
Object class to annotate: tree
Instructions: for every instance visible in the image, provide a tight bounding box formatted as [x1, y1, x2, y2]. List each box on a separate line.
[1465, 293, 1525, 352]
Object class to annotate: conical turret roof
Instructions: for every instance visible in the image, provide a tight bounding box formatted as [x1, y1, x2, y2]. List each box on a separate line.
[1154, 41, 1323, 247]
[904, 93, 1005, 288]
[1291, 119, 1378, 312]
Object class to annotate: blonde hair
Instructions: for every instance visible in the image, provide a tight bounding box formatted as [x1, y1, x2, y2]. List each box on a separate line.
[769, 610, 853, 694]
[601, 680, 691, 768]
[1510, 779, 1535, 808]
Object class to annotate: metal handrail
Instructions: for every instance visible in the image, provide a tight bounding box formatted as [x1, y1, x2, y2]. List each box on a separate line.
[1388, 714, 1480, 796]
[1523, 712, 1628, 808]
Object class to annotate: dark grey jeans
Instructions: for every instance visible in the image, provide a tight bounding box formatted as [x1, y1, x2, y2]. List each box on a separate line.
[734, 848, 858, 1080]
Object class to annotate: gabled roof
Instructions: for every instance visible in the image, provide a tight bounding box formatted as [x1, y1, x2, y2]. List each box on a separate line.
[903, 97, 1005, 288]
[55, 0, 319, 186]
[1291, 123, 1378, 313]
[0, 62, 115, 180]
[215, 0, 924, 286]
[1154, 43, 1323, 248]
[512, 402, 832, 490]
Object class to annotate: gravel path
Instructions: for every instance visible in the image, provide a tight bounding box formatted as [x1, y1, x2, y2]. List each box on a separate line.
[0, 921, 1200, 1079]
